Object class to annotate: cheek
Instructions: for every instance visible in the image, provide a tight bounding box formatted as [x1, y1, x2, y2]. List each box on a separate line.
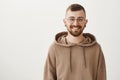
[65, 25, 71, 30]
[81, 23, 86, 27]
[65, 22, 71, 27]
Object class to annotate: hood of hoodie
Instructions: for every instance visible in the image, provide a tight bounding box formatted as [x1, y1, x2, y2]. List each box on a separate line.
[54, 31, 96, 47]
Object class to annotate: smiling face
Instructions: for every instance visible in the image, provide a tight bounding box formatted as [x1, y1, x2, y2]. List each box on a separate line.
[64, 10, 88, 37]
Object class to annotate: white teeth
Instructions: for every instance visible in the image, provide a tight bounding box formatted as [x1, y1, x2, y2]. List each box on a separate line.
[73, 27, 80, 29]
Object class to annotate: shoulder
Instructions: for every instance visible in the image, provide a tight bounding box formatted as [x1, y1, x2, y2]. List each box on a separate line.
[47, 42, 58, 55]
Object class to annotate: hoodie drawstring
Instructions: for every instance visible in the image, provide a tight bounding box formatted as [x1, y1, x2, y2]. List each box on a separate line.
[69, 46, 72, 72]
[83, 47, 86, 68]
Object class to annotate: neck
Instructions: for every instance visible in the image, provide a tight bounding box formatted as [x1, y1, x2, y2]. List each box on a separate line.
[66, 33, 84, 44]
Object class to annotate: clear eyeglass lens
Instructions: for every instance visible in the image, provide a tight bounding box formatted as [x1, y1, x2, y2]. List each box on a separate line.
[67, 18, 85, 23]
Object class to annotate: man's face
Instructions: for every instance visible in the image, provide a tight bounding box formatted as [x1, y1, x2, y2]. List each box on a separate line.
[64, 10, 88, 37]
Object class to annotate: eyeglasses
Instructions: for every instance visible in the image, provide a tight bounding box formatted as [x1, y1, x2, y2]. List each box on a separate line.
[66, 18, 86, 24]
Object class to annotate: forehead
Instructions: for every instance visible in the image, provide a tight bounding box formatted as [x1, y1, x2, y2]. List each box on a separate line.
[65, 10, 86, 18]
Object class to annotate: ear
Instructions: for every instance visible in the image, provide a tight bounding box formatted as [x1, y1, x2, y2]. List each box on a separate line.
[63, 19, 67, 26]
[85, 19, 88, 24]
[83, 19, 88, 28]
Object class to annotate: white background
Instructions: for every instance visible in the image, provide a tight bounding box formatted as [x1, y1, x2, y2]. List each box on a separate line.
[0, 0, 120, 80]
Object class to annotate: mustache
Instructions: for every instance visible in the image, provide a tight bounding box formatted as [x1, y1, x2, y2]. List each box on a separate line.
[70, 25, 82, 29]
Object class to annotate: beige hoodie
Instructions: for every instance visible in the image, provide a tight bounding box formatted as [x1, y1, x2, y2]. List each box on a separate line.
[44, 31, 106, 80]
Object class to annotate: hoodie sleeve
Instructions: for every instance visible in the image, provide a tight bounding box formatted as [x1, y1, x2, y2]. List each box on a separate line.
[96, 47, 107, 80]
[43, 45, 57, 80]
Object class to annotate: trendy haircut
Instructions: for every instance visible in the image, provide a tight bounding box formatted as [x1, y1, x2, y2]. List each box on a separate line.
[66, 3, 86, 16]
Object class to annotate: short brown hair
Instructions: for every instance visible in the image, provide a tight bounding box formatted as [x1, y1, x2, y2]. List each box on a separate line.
[66, 3, 86, 15]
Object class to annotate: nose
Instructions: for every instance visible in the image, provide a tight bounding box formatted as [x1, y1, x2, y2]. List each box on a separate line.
[73, 19, 79, 26]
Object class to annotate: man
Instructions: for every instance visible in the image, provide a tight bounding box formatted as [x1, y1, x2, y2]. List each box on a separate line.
[44, 3, 106, 80]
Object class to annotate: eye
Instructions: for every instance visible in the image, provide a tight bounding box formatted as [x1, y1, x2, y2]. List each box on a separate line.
[78, 18, 83, 22]
[70, 18, 75, 21]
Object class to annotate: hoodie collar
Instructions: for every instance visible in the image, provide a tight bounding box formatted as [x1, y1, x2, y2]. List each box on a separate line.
[55, 31, 97, 47]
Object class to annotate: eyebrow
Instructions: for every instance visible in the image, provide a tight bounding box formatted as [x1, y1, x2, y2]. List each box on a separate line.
[77, 17, 84, 19]
[68, 16, 84, 19]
